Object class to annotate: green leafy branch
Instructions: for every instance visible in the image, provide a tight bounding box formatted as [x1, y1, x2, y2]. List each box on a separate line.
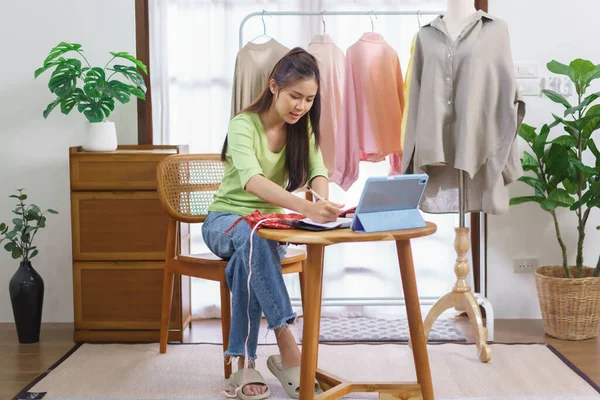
[0, 189, 58, 262]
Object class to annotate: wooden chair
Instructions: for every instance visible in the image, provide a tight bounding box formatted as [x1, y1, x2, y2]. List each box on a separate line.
[156, 153, 307, 378]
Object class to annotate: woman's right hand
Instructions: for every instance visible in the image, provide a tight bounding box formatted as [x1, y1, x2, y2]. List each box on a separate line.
[304, 201, 343, 224]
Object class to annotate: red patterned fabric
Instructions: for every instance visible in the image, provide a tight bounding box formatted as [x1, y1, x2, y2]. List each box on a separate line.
[339, 206, 356, 217]
[224, 206, 357, 233]
[224, 211, 305, 233]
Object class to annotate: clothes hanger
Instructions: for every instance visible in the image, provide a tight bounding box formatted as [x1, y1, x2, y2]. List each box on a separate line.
[249, 10, 272, 44]
[417, 10, 422, 28]
[368, 10, 378, 32]
[320, 10, 327, 35]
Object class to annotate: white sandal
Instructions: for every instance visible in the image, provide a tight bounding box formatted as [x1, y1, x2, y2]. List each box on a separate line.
[227, 368, 271, 400]
[266, 355, 323, 399]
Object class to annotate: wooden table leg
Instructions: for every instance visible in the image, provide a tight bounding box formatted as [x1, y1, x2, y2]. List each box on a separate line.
[396, 240, 434, 400]
[299, 244, 325, 400]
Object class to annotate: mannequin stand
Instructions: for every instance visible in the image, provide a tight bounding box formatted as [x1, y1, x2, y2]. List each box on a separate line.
[411, 171, 492, 362]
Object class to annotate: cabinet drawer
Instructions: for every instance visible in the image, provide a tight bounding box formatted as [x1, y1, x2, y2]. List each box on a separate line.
[74, 261, 188, 330]
[71, 191, 169, 261]
[69, 148, 179, 191]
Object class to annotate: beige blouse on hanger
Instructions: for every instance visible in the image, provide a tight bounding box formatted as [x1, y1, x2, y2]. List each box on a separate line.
[230, 39, 289, 117]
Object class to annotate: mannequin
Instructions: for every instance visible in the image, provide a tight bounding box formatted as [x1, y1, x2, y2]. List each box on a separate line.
[443, 0, 478, 40]
[404, 0, 521, 363]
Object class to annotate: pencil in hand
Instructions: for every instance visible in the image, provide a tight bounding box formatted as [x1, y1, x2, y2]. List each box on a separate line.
[305, 186, 327, 203]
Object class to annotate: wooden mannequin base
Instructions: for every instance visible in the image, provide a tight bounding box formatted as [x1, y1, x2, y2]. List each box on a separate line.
[415, 291, 491, 363]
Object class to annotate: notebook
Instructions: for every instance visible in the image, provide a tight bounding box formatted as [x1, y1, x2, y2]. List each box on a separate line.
[290, 217, 353, 231]
[350, 174, 429, 233]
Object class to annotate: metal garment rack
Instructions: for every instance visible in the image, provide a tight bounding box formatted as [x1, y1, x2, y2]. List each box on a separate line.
[239, 10, 442, 50]
[237, 10, 494, 355]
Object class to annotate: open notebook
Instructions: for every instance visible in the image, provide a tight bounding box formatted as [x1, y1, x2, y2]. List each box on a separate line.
[288, 217, 353, 231]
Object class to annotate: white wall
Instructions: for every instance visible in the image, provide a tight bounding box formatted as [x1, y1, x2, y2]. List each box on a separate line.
[0, 0, 137, 322]
[488, 0, 600, 318]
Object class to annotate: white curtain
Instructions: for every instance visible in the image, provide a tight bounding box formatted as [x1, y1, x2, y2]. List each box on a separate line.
[149, 0, 471, 320]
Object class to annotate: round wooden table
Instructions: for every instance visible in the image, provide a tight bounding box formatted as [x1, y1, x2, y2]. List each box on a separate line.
[259, 222, 437, 400]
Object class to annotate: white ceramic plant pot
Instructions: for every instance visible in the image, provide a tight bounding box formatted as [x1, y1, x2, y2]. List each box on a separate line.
[82, 121, 118, 152]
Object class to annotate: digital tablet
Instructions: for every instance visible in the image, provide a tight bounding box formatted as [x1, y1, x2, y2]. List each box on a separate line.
[351, 174, 429, 233]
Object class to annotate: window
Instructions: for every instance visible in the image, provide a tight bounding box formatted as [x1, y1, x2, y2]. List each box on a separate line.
[148, 0, 479, 319]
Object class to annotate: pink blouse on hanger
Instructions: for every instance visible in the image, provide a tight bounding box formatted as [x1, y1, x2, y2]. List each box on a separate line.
[330, 32, 405, 191]
[307, 34, 345, 178]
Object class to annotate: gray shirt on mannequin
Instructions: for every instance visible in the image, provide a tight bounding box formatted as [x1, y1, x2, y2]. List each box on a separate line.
[402, 10, 525, 215]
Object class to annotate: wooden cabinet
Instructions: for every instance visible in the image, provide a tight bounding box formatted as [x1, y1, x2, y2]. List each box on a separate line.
[70, 145, 191, 342]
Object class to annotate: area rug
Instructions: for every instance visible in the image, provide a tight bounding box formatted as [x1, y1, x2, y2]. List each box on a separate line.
[16, 343, 600, 400]
[300, 316, 466, 342]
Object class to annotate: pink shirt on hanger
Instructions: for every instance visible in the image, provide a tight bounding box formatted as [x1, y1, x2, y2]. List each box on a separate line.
[307, 34, 345, 178]
[331, 32, 405, 191]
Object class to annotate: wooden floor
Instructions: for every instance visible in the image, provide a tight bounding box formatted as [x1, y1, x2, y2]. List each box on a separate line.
[1, 318, 599, 399]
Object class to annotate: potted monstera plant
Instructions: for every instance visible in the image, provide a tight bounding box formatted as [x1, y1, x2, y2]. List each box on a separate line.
[511, 58, 600, 340]
[34, 42, 147, 151]
[1, 189, 58, 343]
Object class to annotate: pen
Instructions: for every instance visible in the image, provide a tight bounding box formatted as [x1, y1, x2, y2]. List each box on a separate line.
[305, 186, 328, 203]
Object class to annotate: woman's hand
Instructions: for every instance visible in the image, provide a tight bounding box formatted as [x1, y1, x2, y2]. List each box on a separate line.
[304, 200, 344, 224]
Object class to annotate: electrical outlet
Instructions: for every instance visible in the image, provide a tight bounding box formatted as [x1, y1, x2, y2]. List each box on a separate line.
[541, 76, 560, 93]
[515, 62, 539, 78]
[514, 258, 539, 273]
[518, 79, 541, 96]
[559, 77, 574, 96]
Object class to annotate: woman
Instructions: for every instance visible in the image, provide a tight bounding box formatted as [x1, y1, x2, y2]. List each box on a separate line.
[202, 48, 342, 399]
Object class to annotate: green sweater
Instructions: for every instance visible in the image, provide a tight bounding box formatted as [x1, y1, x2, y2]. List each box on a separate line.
[208, 113, 329, 216]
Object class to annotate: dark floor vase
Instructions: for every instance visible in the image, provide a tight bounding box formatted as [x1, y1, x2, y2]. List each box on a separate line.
[9, 261, 44, 343]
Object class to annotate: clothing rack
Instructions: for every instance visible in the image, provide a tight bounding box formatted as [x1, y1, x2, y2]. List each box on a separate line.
[239, 10, 442, 49]
[238, 9, 492, 363]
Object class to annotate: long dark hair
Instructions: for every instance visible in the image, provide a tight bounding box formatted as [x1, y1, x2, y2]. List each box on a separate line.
[221, 47, 321, 192]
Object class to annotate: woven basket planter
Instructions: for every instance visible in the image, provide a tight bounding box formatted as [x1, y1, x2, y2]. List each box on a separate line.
[535, 266, 600, 340]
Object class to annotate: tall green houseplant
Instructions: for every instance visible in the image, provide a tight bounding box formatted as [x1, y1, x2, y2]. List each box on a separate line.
[511, 58, 600, 278]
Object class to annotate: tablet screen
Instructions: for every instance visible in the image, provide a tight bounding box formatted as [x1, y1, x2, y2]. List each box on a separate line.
[357, 175, 427, 214]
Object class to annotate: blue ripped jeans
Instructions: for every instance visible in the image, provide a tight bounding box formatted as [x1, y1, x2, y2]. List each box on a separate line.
[201, 211, 296, 360]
